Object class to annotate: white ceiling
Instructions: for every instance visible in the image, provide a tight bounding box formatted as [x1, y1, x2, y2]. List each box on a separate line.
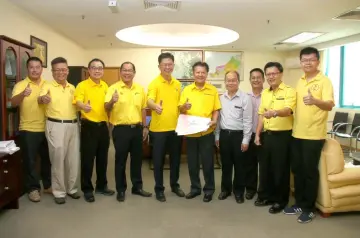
[9, 0, 360, 51]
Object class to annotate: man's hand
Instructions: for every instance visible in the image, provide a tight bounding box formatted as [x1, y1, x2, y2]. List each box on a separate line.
[154, 100, 163, 115]
[41, 90, 51, 104]
[208, 120, 217, 128]
[182, 98, 192, 111]
[254, 135, 261, 146]
[142, 127, 149, 141]
[215, 140, 219, 148]
[303, 88, 316, 105]
[23, 83, 32, 97]
[263, 108, 276, 119]
[241, 143, 249, 152]
[112, 89, 119, 103]
[83, 100, 92, 113]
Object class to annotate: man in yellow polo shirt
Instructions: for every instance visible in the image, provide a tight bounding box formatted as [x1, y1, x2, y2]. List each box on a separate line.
[74, 58, 114, 203]
[38, 57, 80, 204]
[254, 62, 296, 214]
[179, 61, 221, 203]
[284, 47, 334, 224]
[11, 56, 51, 203]
[104, 62, 152, 202]
[147, 52, 185, 202]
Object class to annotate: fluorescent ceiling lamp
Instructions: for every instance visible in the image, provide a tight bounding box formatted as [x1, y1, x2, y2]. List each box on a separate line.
[282, 32, 325, 44]
[115, 23, 239, 47]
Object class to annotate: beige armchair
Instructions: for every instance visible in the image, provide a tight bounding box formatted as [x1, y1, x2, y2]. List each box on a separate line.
[316, 138, 360, 216]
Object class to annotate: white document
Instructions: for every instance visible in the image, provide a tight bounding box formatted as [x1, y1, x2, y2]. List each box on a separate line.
[0, 140, 19, 155]
[175, 114, 211, 136]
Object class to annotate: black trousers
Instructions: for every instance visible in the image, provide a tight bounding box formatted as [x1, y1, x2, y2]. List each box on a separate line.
[260, 130, 292, 206]
[186, 133, 215, 195]
[80, 120, 110, 194]
[113, 125, 143, 192]
[244, 133, 261, 193]
[291, 138, 325, 212]
[219, 130, 246, 196]
[151, 130, 182, 193]
[19, 131, 51, 193]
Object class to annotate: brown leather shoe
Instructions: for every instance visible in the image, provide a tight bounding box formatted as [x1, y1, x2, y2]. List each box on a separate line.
[43, 187, 52, 194]
[28, 190, 41, 202]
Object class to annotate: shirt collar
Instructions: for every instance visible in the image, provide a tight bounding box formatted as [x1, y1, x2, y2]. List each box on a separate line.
[190, 82, 212, 91]
[118, 79, 134, 89]
[52, 80, 70, 87]
[248, 89, 263, 98]
[87, 78, 104, 87]
[269, 81, 285, 91]
[300, 71, 323, 83]
[158, 74, 176, 84]
[225, 89, 241, 99]
[24, 77, 45, 86]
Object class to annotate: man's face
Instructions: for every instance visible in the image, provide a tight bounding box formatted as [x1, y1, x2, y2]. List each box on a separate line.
[120, 63, 135, 83]
[27, 60, 43, 79]
[193, 66, 208, 84]
[88, 61, 104, 80]
[250, 71, 264, 89]
[265, 66, 282, 88]
[300, 53, 320, 74]
[52, 63, 68, 82]
[225, 72, 239, 92]
[158, 58, 174, 77]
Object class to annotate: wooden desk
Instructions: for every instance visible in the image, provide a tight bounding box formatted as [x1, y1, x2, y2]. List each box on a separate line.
[0, 151, 22, 209]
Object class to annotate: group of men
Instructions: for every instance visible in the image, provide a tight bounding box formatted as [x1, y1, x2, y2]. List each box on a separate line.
[11, 46, 333, 224]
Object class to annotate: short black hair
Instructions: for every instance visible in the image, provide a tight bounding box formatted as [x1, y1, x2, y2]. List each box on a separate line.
[264, 62, 283, 73]
[88, 58, 105, 68]
[300, 47, 320, 60]
[225, 70, 240, 81]
[120, 61, 136, 73]
[249, 68, 264, 79]
[158, 52, 174, 64]
[192, 61, 209, 72]
[51, 57, 67, 67]
[26, 56, 43, 68]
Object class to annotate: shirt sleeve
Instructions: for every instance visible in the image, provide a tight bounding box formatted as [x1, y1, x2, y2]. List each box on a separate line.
[141, 88, 147, 109]
[73, 83, 84, 105]
[147, 80, 157, 101]
[284, 87, 297, 111]
[213, 90, 222, 111]
[214, 114, 221, 141]
[104, 85, 114, 103]
[322, 78, 334, 102]
[12, 82, 25, 98]
[258, 93, 265, 115]
[179, 87, 188, 106]
[242, 94, 253, 144]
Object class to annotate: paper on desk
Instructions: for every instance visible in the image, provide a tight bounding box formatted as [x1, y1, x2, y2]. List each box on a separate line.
[0, 140, 20, 155]
[175, 114, 211, 136]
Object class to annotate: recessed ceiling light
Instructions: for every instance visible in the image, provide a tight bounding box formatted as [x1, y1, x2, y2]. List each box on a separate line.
[115, 23, 239, 47]
[281, 32, 325, 44]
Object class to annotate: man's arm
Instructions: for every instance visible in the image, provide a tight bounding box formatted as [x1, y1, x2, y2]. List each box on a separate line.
[256, 115, 264, 136]
[242, 95, 253, 144]
[11, 93, 26, 107]
[313, 99, 334, 111]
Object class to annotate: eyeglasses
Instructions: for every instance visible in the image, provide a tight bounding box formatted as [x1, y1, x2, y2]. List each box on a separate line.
[52, 68, 68, 73]
[90, 67, 104, 71]
[300, 59, 318, 63]
[265, 72, 280, 77]
[121, 69, 135, 73]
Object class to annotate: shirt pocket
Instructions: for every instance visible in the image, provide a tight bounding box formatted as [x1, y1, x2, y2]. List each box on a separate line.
[231, 105, 243, 119]
[133, 92, 143, 109]
[201, 93, 215, 115]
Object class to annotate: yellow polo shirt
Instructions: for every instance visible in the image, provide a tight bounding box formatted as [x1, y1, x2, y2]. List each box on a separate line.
[11, 77, 46, 132]
[147, 75, 181, 132]
[179, 83, 221, 137]
[73, 78, 108, 122]
[39, 80, 77, 120]
[292, 73, 334, 140]
[258, 82, 296, 131]
[105, 80, 146, 125]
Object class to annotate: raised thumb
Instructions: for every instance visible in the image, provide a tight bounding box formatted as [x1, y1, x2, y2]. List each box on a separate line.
[27, 83, 30, 88]
[114, 89, 118, 94]
[308, 88, 312, 95]
[87, 100, 90, 105]
[159, 100, 163, 106]
[186, 98, 189, 103]
[47, 89, 50, 95]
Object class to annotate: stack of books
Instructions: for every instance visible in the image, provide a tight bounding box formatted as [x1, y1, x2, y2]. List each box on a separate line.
[0, 140, 20, 155]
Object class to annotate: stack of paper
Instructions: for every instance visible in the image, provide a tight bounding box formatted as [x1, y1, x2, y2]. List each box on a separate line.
[175, 114, 211, 136]
[0, 140, 20, 155]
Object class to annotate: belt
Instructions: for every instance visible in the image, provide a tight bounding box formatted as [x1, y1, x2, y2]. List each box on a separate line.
[114, 124, 142, 129]
[221, 129, 243, 134]
[81, 119, 107, 126]
[47, 117, 77, 123]
[264, 130, 291, 135]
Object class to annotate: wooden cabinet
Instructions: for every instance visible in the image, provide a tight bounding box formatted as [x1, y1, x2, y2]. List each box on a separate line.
[67, 66, 89, 87]
[0, 152, 22, 209]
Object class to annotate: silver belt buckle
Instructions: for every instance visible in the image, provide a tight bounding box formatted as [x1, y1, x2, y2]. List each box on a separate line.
[130, 125, 136, 128]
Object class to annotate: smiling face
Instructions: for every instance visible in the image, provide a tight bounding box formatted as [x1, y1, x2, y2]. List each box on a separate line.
[193, 65, 208, 85]
[27, 60, 43, 80]
[120, 63, 135, 84]
[158, 58, 174, 78]
[265, 66, 282, 89]
[225, 71, 239, 93]
[250, 71, 264, 90]
[52, 62, 68, 83]
[300, 53, 320, 74]
[88, 60, 104, 80]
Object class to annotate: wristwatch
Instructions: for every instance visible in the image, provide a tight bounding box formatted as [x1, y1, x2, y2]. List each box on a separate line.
[273, 111, 277, 118]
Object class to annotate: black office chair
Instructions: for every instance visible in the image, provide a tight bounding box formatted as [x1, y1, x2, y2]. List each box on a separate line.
[334, 113, 360, 154]
[327, 112, 349, 138]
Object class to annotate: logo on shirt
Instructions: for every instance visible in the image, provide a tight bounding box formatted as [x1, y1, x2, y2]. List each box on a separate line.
[311, 84, 320, 91]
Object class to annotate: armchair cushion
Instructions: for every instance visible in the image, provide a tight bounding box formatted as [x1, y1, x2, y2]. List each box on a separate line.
[330, 184, 360, 199]
[328, 167, 360, 188]
[322, 138, 344, 175]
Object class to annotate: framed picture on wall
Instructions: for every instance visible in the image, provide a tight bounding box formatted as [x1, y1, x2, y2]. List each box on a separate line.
[161, 49, 203, 79]
[30, 35, 48, 68]
[204, 50, 244, 81]
[178, 79, 193, 91]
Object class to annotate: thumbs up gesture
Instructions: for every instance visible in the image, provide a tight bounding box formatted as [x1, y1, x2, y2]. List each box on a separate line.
[154, 100, 163, 115]
[41, 89, 51, 104]
[83, 100, 92, 113]
[22, 83, 32, 97]
[183, 98, 192, 111]
[111, 89, 119, 103]
[303, 88, 314, 105]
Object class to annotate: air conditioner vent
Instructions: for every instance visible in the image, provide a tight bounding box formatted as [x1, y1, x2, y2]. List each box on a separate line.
[143, 0, 181, 11]
[334, 10, 360, 21]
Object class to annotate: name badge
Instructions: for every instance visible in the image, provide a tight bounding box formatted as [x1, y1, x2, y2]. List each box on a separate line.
[276, 97, 285, 100]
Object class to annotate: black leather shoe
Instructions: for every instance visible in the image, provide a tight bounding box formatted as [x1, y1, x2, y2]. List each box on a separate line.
[117, 192, 125, 202]
[245, 192, 256, 200]
[84, 193, 95, 203]
[185, 192, 201, 199]
[171, 188, 185, 197]
[235, 195, 245, 204]
[218, 191, 231, 200]
[203, 194, 213, 203]
[67, 192, 80, 199]
[95, 187, 115, 196]
[156, 192, 166, 202]
[254, 198, 273, 207]
[54, 197, 66, 204]
[269, 203, 285, 214]
[132, 189, 152, 197]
